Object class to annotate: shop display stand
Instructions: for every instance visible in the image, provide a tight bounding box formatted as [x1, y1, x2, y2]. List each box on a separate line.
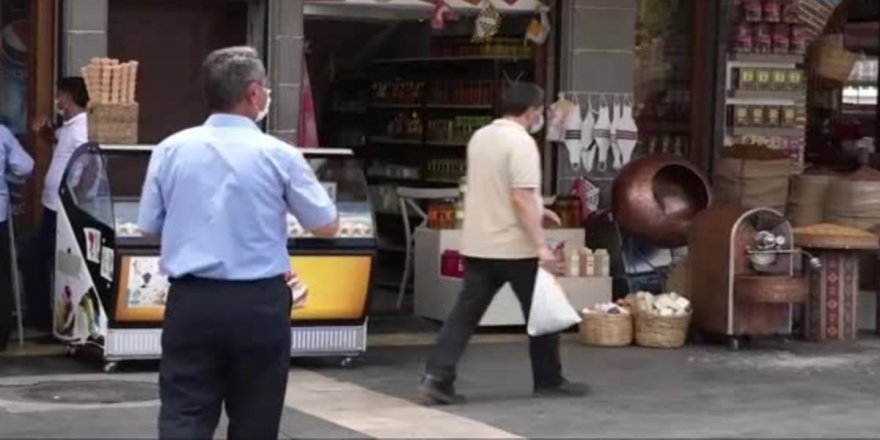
[53, 145, 376, 372]
[724, 52, 807, 172]
[413, 227, 612, 326]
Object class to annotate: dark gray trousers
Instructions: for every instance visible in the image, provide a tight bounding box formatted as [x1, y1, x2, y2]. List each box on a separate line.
[159, 275, 291, 440]
[426, 257, 563, 389]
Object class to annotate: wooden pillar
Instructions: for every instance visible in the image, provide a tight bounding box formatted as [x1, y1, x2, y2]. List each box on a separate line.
[24, 0, 56, 226]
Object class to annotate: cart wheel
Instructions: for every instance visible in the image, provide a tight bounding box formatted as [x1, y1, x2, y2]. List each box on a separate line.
[727, 337, 742, 351]
[66, 346, 77, 357]
[339, 357, 355, 368]
[103, 362, 118, 374]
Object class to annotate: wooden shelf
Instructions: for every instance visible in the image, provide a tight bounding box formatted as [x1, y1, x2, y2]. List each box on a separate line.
[373, 55, 532, 64]
[369, 103, 421, 110]
[727, 90, 806, 102]
[369, 103, 494, 111]
[727, 53, 804, 64]
[424, 141, 467, 148]
[369, 137, 422, 146]
[730, 126, 804, 137]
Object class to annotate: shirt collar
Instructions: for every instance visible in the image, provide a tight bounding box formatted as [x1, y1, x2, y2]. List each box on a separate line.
[204, 113, 260, 131]
[492, 118, 527, 132]
[63, 112, 87, 127]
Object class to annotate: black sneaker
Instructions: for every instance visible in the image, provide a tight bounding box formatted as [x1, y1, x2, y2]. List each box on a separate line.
[533, 380, 590, 398]
[418, 376, 466, 405]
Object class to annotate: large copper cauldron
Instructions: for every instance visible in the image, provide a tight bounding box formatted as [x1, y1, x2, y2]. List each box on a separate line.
[612, 153, 712, 247]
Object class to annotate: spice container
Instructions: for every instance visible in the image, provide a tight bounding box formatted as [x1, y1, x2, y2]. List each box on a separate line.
[750, 106, 765, 127]
[791, 25, 808, 55]
[743, 0, 762, 22]
[756, 69, 773, 90]
[754, 23, 772, 54]
[766, 106, 781, 127]
[566, 248, 581, 277]
[763, 0, 781, 23]
[781, 106, 797, 127]
[578, 248, 594, 277]
[772, 23, 791, 54]
[733, 22, 753, 53]
[734, 105, 750, 126]
[782, 0, 799, 23]
[594, 249, 610, 277]
[772, 69, 788, 90]
[786, 70, 803, 91]
[738, 68, 756, 90]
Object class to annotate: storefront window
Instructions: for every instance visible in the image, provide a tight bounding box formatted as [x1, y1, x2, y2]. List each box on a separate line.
[0, 0, 29, 138]
[634, 0, 695, 158]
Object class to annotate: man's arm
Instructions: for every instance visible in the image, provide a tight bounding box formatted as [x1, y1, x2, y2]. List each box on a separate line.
[283, 152, 339, 238]
[3, 129, 34, 179]
[137, 147, 167, 238]
[511, 188, 545, 251]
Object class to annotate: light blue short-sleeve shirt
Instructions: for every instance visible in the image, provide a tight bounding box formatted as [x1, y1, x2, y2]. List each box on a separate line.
[137, 114, 337, 280]
[0, 124, 34, 221]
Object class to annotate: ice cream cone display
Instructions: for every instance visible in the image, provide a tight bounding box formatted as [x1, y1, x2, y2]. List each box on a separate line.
[83, 58, 140, 144]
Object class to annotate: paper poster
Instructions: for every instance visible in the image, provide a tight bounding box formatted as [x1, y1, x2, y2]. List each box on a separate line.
[125, 257, 170, 308]
[83, 228, 101, 263]
[100, 247, 114, 281]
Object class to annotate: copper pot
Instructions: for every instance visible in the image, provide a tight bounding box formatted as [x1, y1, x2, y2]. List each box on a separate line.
[612, 153, 712, 247]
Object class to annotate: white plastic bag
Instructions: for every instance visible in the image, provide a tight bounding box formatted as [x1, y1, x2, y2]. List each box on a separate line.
[527, 268, 582, 336]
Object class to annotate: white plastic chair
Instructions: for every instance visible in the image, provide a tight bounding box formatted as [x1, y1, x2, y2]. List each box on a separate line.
[395, 187, 460, 310]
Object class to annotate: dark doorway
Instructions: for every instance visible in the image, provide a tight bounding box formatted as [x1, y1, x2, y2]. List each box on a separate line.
[108, 0, 249, 144]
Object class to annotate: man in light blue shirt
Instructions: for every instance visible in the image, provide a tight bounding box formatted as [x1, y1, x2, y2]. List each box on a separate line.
[137, 46, 338, 440]
[0, 123, 33, 351]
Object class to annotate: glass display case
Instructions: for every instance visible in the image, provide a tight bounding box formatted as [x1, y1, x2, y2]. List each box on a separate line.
[56, 144, 376, 367]
[71, 146, 376, 241]
[286, 152, 375, 240]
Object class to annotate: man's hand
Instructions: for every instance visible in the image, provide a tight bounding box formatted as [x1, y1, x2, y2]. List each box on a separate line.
[538, 245, 564, 276]
[542, 209, 562, 228]
[31, 116, 55, 143]
[286, 272, 309, 309]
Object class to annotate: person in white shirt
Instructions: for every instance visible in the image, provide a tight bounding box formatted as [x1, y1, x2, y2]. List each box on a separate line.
[23, 77, 89, 330]
[0, 123, 34, 351]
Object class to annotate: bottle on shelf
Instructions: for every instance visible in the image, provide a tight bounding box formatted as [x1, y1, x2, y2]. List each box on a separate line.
[594, 249, 610, 277]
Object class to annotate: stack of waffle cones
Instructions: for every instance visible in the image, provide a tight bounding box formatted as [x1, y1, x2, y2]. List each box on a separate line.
[81, 58, 139, 105]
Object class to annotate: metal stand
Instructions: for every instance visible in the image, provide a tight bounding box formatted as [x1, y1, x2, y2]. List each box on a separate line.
[7, 208, 24, 347]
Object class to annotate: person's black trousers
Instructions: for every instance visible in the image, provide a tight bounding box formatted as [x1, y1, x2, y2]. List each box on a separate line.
[20, 208, 56, 330]
[426, 257, 563, 389]
[0, 221, 12, 350]
[158, 275, 292, 440]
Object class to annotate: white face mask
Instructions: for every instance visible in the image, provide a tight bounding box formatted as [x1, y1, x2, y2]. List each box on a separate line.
[256, 96, 271, 123]
[529, 114, 545, 134]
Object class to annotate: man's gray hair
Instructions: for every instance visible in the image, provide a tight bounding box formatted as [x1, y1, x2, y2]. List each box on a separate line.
[202, 46, 267, 111]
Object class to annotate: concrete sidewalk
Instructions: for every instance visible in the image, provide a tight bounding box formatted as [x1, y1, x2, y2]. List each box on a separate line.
[1, 336, 880, 438]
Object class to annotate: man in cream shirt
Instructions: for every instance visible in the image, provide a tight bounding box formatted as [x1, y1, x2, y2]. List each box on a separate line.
[420, 83, 588, 405]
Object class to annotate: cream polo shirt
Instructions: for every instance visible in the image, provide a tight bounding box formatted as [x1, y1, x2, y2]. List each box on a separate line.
[461, 119, 542, 259]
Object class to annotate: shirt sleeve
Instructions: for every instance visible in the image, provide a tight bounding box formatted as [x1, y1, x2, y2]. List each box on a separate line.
[508, 135, 541, 189]
[137, 146, 167, 234]
[283, 152, 337, 230]
[2, 128, 33, 180]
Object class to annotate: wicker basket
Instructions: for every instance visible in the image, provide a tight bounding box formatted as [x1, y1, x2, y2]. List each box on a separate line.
[579, 312, 633, 347]
[88, 103, 139, 144]
[634, 311, 690, 348]
[815, 44, 858, 83]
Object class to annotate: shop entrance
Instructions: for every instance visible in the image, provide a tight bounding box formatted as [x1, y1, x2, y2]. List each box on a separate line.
[107, 0, 249, 144]
[303, 4, 544, 309]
